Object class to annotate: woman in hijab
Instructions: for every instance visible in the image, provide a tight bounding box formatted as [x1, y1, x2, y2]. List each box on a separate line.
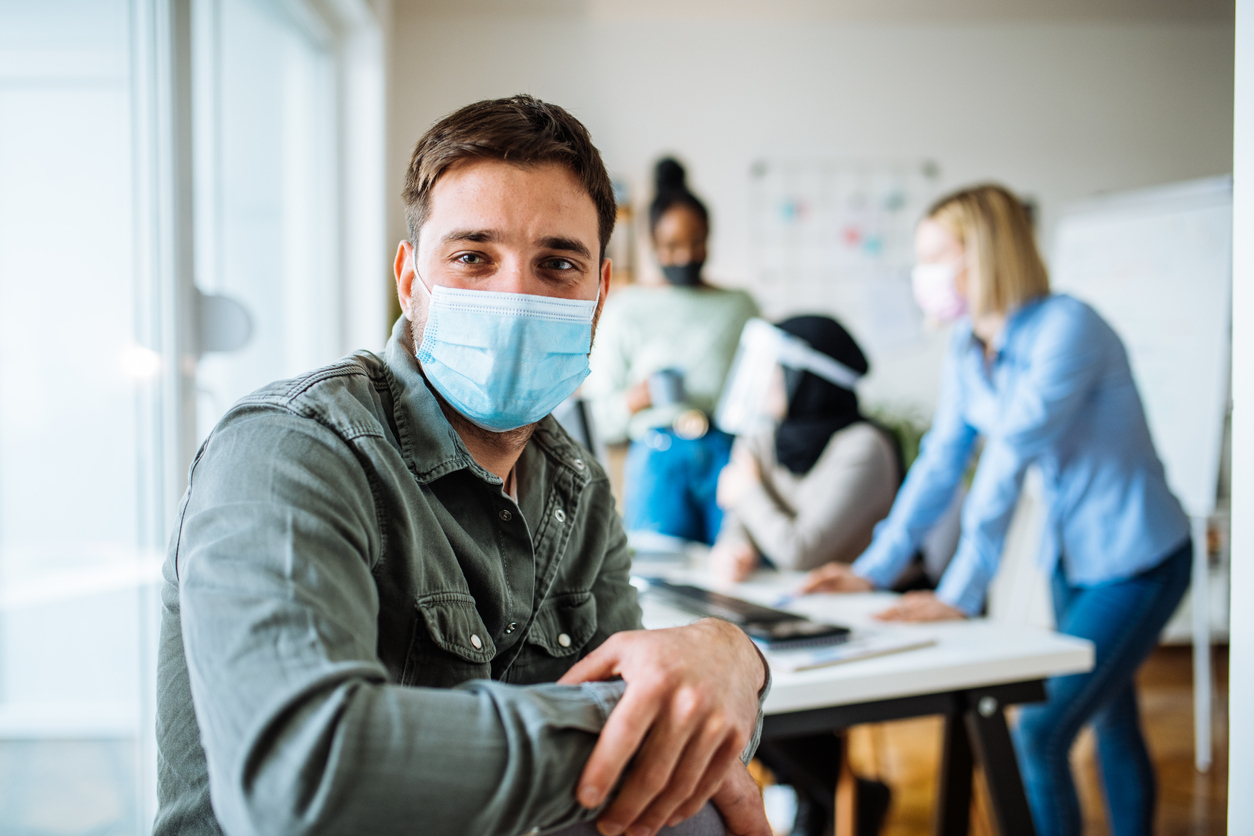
[708, 316, 900, 836]
[710, 315, 901, 583]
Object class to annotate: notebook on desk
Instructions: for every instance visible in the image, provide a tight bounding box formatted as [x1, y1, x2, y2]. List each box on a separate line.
[762, 632, 938, 672]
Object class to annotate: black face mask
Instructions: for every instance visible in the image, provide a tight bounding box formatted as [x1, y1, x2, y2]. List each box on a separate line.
[661, 261, 704, 287]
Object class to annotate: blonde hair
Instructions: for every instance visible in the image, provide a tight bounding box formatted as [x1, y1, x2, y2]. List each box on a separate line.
[925, 184, 1049, 317]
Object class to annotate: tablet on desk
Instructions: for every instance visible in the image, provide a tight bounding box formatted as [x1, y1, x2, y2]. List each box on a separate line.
[636, 578, 852, 650]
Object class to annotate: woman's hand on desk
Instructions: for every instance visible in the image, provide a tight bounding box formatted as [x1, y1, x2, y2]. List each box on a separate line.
[709, 541, 759, 583]
[797, 562, 874, 594]
[874, 591, 965, 622]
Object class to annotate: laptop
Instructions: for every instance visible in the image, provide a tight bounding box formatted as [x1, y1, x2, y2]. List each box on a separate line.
[636, 578, 851, 650]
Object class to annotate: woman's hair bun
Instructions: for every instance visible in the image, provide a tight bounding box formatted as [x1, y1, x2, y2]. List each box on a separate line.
[648, 155, 709, 234]
[654, 157, 688, 195]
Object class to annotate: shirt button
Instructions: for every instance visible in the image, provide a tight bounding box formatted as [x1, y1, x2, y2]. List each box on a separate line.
[558, 632, 572, 648]
[498, 509, 512, 522]
[504, 622, 518, 634]
[573, 458, 585, 470]
[554, 508, 566, 523]
[470, 634, 482, 650]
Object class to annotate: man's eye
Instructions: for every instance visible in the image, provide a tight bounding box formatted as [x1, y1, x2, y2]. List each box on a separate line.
[457, 253, 485, 264]
[543, 258, 575, 271]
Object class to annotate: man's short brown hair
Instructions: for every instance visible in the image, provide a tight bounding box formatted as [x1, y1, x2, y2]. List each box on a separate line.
[403, 95, 616, 257]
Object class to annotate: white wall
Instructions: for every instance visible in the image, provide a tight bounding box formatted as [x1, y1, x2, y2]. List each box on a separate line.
[1229, 3, 1251, 831]
[386, 5, 1233, 415]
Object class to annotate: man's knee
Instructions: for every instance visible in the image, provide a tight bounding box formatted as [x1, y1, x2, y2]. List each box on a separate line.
[545, 803, 726, 836]
[661, 804, 726, 836]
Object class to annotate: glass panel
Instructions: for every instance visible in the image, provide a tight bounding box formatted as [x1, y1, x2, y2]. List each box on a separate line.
[0, 1, 151, 833]
[0, 0, 144, 721]
[193, 0, 340, 438]
[0, 739, 138, 836]
[1, 1, 351, 831]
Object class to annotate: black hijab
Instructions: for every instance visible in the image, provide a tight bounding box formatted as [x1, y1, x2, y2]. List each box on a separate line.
[774, 316, 869, 475]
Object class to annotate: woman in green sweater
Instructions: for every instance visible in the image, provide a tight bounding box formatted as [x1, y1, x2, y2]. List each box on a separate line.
[585, 158, 758, 543]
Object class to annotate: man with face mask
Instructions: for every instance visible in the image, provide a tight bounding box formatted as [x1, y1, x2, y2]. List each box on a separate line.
[153, 96, 770, 836]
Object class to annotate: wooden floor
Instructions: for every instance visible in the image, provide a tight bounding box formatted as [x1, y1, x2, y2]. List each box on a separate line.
[844, 645, 1229, 835]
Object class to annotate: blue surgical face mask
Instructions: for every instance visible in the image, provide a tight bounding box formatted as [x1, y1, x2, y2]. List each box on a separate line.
[410, 250, 599, 433]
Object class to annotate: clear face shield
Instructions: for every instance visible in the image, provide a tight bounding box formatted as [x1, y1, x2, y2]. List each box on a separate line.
[714, 319, 864, 437]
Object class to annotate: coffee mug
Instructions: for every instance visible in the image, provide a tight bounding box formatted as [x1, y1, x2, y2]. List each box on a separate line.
[648, 367, 686, 406]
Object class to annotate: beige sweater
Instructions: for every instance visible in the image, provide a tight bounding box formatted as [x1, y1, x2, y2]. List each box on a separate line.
[717, 421, 900, 571]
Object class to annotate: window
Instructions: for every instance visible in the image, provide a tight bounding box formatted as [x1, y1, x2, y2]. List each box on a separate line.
[0, 1, 384, 831]
[192, 0, 342, 435]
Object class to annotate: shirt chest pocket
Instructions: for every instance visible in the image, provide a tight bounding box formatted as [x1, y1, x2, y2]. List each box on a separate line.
[508, 591, 599, 683]
[402, 593, 497, 688]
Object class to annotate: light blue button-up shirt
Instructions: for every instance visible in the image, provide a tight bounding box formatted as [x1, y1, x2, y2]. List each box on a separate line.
[853, 294, 1190, 615]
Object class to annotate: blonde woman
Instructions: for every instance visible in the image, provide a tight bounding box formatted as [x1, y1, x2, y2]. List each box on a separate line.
[800, 185, 1191, 836]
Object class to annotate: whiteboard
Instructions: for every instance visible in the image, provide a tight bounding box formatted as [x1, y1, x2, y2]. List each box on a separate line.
[748, 158, 940, 357]
[1051, 176, 1232, 518]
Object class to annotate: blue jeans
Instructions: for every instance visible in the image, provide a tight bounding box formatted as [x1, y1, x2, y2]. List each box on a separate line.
[1013, 538, 1192, 836]
[623, 429, 733, 545]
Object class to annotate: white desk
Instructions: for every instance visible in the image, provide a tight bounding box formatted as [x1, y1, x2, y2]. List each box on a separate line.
[638, 568, 1094, 836]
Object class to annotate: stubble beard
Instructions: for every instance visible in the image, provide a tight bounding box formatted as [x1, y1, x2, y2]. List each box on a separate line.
[408, 312, 538, 457]
[405, 272, 604, 459]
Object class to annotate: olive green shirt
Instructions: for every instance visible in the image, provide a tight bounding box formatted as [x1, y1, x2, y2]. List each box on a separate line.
[155, 318, 687, 836]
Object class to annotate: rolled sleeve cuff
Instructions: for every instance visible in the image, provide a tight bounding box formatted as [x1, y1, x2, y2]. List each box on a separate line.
[851, 536, 911, 589]
[583, 679, 629, 722]
[933, 545, 996, 616]
[852, 556, 895, 589]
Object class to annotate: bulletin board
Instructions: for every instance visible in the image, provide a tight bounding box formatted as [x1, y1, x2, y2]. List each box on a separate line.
[748, 158, 941, 357]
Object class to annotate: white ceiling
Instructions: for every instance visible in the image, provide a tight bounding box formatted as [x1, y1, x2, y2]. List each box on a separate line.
[398, 0, 1233, 24]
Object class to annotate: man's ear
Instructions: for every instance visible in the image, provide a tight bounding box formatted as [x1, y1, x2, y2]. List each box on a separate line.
[395, 240, 417, 318]
[595, 257, 612, 322]
[589, 258, 612, 348]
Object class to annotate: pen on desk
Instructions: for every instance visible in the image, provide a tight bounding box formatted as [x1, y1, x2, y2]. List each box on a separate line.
[773, 591, 802, 608]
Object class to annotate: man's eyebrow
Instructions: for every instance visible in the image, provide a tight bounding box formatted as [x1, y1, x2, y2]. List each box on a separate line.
[538, 236, 592, 260]
[441, 228, 499, 245]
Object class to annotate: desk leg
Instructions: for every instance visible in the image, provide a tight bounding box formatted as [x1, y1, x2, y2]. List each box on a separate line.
[933, 711, 973, 836]
[965, 693, 1037, 836]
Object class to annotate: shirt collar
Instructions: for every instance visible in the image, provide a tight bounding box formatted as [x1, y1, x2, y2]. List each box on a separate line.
[381, 315, 592, 490]
[383, 315, 486, 484]
[964, 294, 1049, 359]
